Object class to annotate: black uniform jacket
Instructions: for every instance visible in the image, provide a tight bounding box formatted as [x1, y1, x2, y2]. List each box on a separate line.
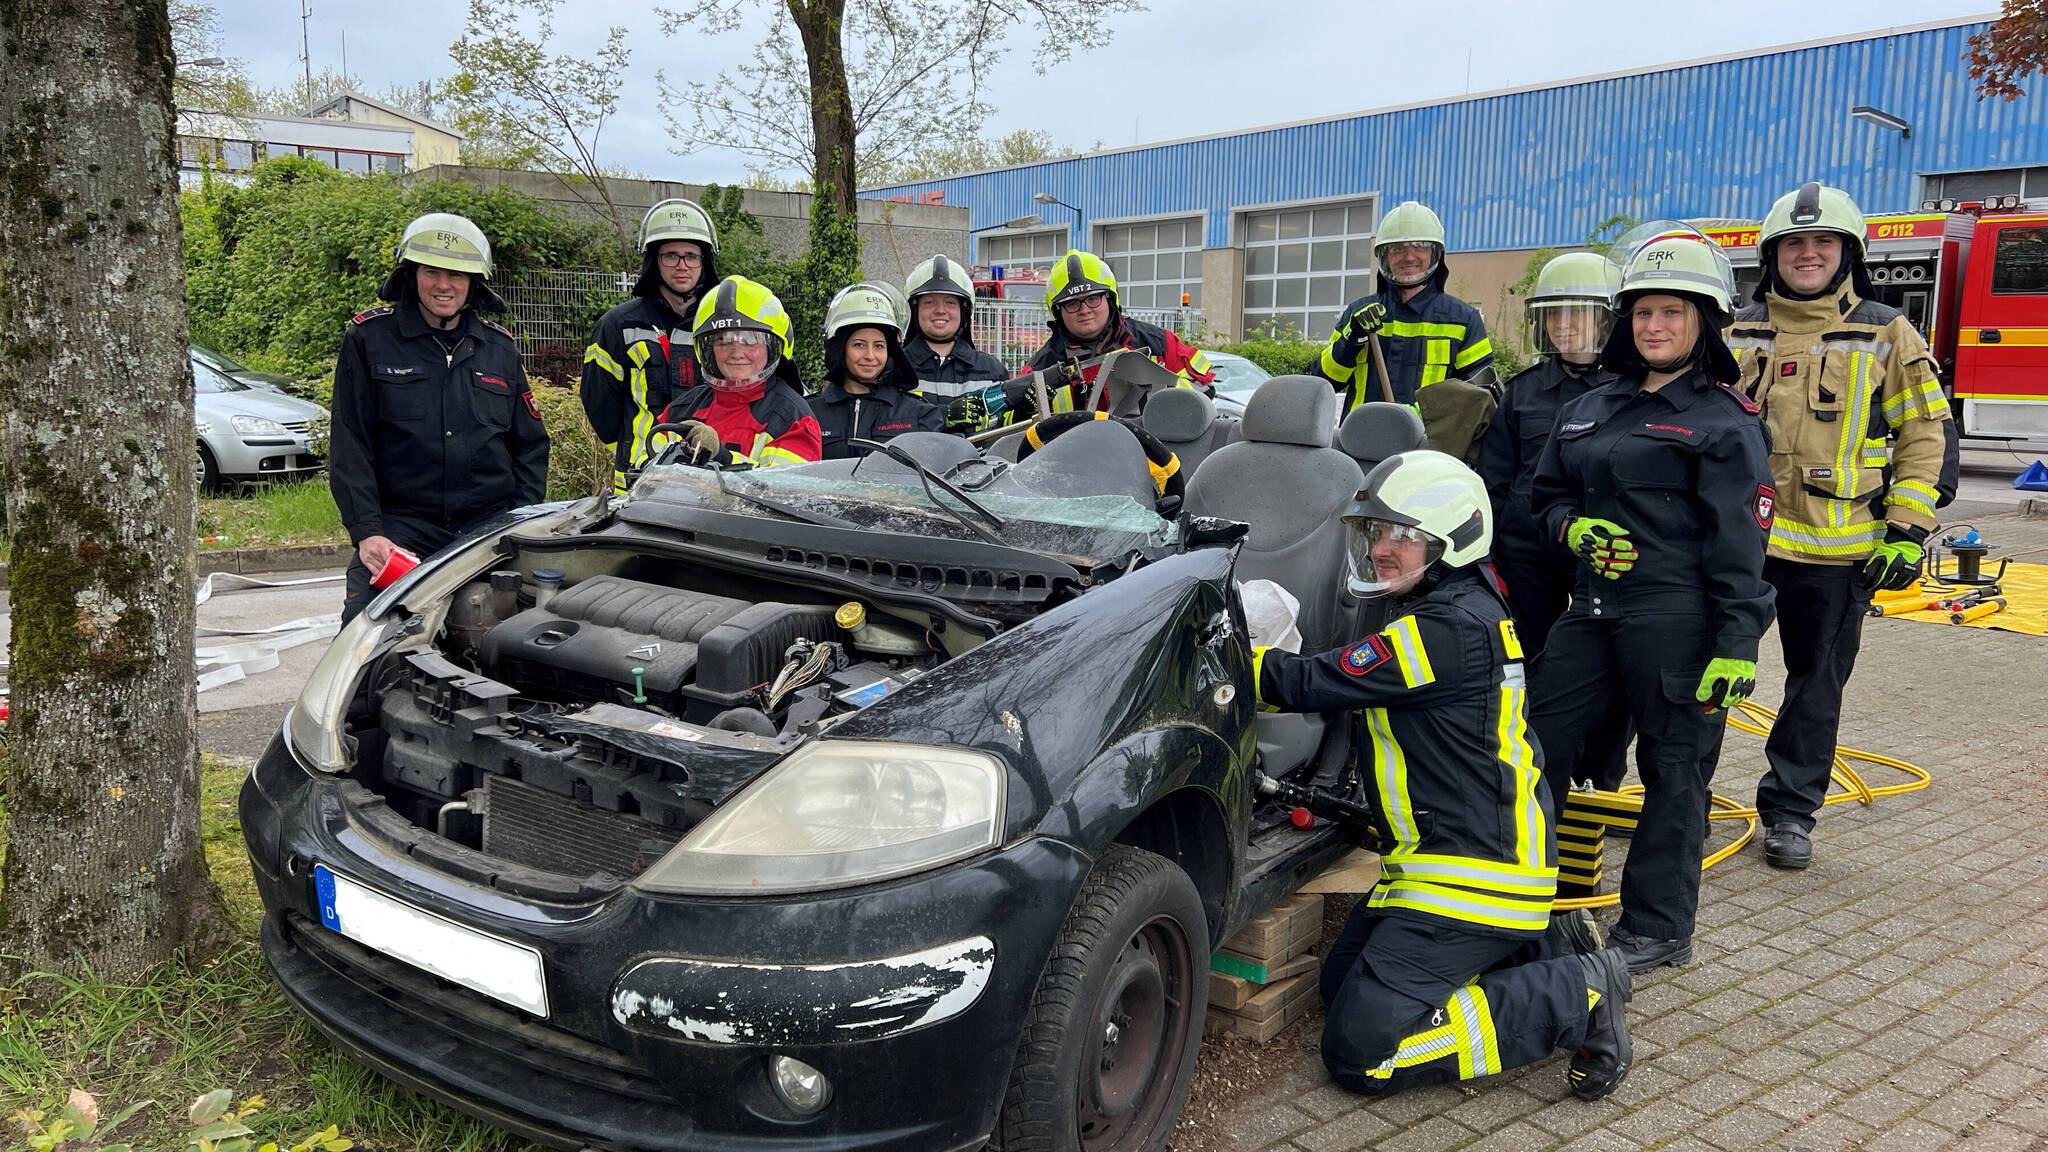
[1255, 569, 1557, 938]
[812, 382, 946, 460]
[1529, 367, 1776, 662]
[903, 334, 1010, 393]
[330, 304, 549, 545]
[1480, 359, 1614, 560]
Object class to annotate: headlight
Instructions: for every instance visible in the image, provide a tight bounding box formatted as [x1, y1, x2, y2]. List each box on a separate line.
[286, 612, 397, 772]
[637, 741, 1006, 896]
[232, 414, 287, 435]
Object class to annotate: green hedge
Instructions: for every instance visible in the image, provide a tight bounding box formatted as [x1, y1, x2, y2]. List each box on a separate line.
[182, 157, 619, 379]
[1217, 336, 1322, 377]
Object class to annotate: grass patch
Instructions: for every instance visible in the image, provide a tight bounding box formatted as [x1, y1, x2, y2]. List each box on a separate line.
[195, 480, 349, 552]
[2, 757, 541, 1151]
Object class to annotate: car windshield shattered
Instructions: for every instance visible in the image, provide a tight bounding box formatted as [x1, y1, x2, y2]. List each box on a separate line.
[631, 433, 1180, 568]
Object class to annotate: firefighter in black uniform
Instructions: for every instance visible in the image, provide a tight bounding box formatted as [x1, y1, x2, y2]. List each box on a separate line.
[813, 284, 944, 459]
[580, 199, 719, 495]
[330, 212, 549, 623]
[1528, 227, 1776, 975]
[1255, 450, 1635, 1101]
[901, 254, 1012, 433]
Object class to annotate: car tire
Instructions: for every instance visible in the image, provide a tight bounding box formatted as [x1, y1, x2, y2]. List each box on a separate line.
[988, 844, 1207, 1152]
[195, 442, 221, 496]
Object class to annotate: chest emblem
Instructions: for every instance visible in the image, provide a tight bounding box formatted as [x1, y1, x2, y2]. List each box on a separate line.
[1561, 420, 1597, 434]
[1780, 361, 1798, 376]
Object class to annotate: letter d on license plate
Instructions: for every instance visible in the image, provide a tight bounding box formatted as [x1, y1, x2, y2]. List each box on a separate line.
[314, 863, 549, 1017]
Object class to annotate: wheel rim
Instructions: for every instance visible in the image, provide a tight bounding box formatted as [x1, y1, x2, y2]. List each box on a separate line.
[1078, 914, 1194, 1150]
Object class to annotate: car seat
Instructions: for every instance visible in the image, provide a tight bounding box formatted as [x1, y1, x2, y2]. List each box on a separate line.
[1338, 401, 1428, 472]
[1141, 387, 1239, 478]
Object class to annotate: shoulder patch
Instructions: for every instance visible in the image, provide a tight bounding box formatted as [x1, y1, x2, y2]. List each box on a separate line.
[351, 305, 395, 325]
[1754, 484, 1776, 531]
[1340, 634, 1393, 677]
[1713, 380, 1760, 415]
[481, 316, 516, 339]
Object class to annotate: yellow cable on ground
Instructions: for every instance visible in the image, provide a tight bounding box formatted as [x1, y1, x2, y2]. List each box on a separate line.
[1551, 700, 1931, 911]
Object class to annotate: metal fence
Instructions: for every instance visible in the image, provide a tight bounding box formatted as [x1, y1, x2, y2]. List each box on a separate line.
[971, 300, 1205, 374]
[497, 270, 1206, 380]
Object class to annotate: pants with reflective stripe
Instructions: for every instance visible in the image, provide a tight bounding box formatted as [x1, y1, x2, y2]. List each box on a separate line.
[1499, 545, 1632, 791]
[1320, 907, 1590, 1095]
[1529, 610, 1728, 940]
[1756, 558, 1868, 832]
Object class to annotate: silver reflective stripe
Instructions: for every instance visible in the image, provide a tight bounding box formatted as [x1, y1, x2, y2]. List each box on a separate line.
[915, 378, 987, 398]
[1453, 986, 1490, 1074]
[1377, 885, 1550, 927]
[1380, 859, 1553, 892]
[1501, 662, 1526, 689]
[1824, 338, 1891, 358]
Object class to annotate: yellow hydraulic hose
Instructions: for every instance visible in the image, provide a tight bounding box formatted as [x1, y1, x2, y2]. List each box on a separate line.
[1551, 699, 1930, 911]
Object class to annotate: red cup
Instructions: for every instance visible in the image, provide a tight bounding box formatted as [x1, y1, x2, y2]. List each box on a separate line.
[371, 546, 420, 589]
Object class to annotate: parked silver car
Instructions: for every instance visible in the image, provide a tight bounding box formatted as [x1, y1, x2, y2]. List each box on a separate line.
[193, 355, 327, 493]
[192, 342, 296, 393]
[1204, 351, 1275, 418]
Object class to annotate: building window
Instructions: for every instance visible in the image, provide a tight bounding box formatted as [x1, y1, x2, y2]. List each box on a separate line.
[379, 154, 406, 174]
[177, 136, 215, 168]
[1922, 167, 2048, 205]
[337, 150, 371, 175]
[1992, 227, 2048, 295]
[220, 140, 259, 170]
[299, 147, 338, 167]
[977, 228, 1067, 276]
[1241, 200, 1376, 340]
[1098, 217, 1203, 312]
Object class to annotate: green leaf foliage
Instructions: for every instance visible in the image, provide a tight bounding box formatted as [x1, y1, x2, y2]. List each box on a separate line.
[1216, 336, 1322, 378]
[182, 157, 617, 379]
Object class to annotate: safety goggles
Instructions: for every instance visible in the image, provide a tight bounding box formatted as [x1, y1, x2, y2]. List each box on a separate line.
[711, 330, 772, 349]
[1380, 242, 1437, 259]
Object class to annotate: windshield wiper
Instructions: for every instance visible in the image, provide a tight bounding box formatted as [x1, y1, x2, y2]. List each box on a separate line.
[849, 438, 1007, 546]
[714, 470, 854, 528]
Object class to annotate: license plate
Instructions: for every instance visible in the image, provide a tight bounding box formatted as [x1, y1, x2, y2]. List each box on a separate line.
[314, 863, 549, 1017]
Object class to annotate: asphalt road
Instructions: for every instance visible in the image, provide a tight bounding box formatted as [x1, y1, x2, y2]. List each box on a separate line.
[0, 439, 2041, 759]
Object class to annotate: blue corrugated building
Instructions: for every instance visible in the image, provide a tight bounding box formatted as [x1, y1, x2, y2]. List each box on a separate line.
[865, 15, 2048, 344]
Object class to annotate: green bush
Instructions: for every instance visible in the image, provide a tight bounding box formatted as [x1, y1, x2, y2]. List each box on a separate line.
[182, 158, 618, 379]
[1218, 336, 1323, 378]
[533, 381, 612, 501]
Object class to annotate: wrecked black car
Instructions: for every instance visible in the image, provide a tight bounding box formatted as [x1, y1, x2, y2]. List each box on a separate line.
[242, 377, 1378, 1152]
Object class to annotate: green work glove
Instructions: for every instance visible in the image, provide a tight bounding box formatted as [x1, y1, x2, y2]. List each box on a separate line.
[1861, 527, 1926, 592]
[1695, 658, 1757, 712]
[1565, 516, 1638, 580]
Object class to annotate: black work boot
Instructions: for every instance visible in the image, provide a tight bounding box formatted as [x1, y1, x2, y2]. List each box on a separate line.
[1609, 925, 1693, 974]
[1569, 946, 1634, 1100]
[1547, 907, 1604, 958]
[1763, 823, 1812, 870]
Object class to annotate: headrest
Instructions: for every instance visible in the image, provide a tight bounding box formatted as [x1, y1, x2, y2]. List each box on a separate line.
[1142, 387, 1216, 443]
[1241, 375, 1338, 448]
[1338, 402, 1429, 468]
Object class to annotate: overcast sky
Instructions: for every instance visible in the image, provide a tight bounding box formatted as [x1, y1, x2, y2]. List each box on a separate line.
[213, 0, 1993, 184]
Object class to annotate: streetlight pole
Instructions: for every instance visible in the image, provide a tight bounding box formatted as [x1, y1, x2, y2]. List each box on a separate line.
[1033, 192, 1086, 249]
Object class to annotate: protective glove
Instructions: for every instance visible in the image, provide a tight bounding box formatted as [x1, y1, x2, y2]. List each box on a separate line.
[1565, 516, 1638, 580]
[944, 391, 989, 433]
[1332, 301, 1389, 359]
[1695, 657, 1757, 712]
[1862, 526, 1927, 592]
[1001, 376, 1041, 420]
[649, 420, 724, 467]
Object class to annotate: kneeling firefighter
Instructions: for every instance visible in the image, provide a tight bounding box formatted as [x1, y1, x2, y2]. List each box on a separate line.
[653, 276, 822, 467]
[1253, 451, 1634, 1100]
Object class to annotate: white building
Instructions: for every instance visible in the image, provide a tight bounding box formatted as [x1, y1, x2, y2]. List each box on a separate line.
[175, 109, 414, 187]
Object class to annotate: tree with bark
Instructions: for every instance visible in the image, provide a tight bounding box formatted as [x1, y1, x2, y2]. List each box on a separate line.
[1969, 1, 2048, 100]
[0, 0, 230, 984]
[445, 0, 637, 248]
[659, 0, 1142, 212]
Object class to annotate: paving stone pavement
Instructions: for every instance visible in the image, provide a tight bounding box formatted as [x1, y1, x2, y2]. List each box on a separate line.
[1215, 509, 2048, 1150]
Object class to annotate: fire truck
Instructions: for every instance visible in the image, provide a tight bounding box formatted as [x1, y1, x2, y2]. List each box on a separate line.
[1700, 196, 2048, 441]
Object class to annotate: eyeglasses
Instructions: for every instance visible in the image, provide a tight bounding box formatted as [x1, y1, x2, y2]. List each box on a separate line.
[712, 330, 771, 349]
[1360, 520, 1430, 544]
[658, 250, 704, 268]
[1056, 292, 1108, 315]
[1381, 242, 1436, 258]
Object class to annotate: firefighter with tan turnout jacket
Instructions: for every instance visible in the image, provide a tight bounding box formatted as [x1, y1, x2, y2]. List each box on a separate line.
[581, 199, 720, 495]
[1254, 451, 1635, 1102]
[1725, 182, 1952, 872]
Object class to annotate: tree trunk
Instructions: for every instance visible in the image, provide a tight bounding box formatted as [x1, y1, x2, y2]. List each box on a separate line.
[789, 0, 857, 212]
[0, 0, 229, 984]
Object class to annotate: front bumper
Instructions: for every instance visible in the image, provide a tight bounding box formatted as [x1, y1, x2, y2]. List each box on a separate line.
[207, 431, 323, 480]
[242, 736, 1090, 1152]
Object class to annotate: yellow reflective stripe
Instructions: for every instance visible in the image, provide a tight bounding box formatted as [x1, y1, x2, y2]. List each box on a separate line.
[1364, 707, 1418, 848]
[1378, 857, 1556, 893]
[1420, 364, 1448, 389]
[1049, 385, 1076, 414]
[1453, 337, 1493, 370]
[1365, 1018, 1461, 1079]
[1381, 321, 1468, 341]
[612, 468, 631, 496]
[1771, 516, 1882, 557]
[1251, 646, 1275, 711]
[627, 370, 656, 468]
[1889, 479, 1939, 519]
[1147, 452, 1180, 495]
[1883, 376, 1947, 425]
[757, 445, 810, 468]
[1497, 678, 1548, 874]
[1452, 985, 1502, 1077]
[1498, 619, 1523, 661]
[626, 342, 654, 368]
[1320, 340, 1357, 383]
[1384, 616, 1435, 688]
[1185, 349, 1213, 380]
[1369, 881, 1553, 930]
[1422, 338, 1453, 366]
[583, 343, 625, 381]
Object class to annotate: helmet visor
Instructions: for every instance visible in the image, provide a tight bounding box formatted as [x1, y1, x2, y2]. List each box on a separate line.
[1344, 518, 1445, 599]
[1377, 241, 1441, 288]
[1528, 301, 1615, 358]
